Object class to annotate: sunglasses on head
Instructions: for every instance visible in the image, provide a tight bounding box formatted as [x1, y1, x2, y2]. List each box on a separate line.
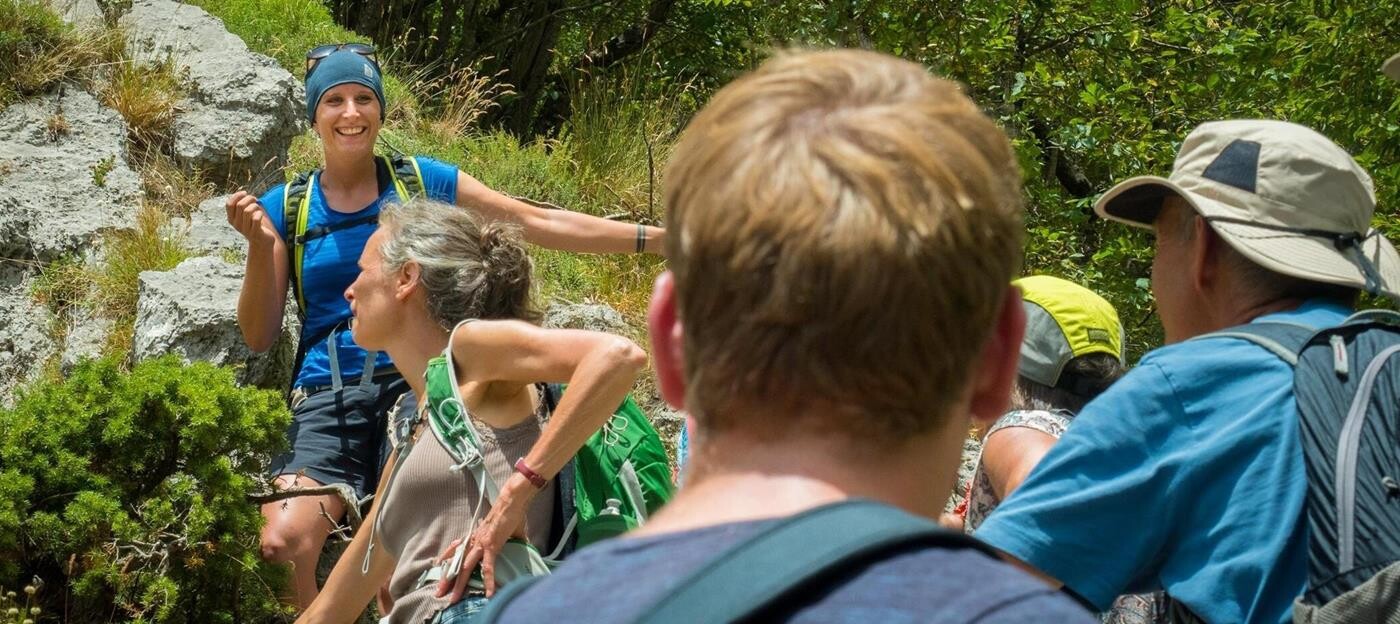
[305, 43, 379, 77]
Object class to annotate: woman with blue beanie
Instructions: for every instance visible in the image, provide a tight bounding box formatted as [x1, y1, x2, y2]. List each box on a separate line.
[225, 44, 664, 609]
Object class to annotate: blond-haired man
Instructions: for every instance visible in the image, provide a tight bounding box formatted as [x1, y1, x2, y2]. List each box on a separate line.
[478, 48, 1094, 623]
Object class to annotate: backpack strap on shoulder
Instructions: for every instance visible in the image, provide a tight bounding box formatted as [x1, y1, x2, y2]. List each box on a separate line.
[282, 171, 317, 322]
[384, 153, 426, 203]
[1192, 320, 1316, 367]
[631, 500, 995, 624]
[1343, 309, 1400, 328]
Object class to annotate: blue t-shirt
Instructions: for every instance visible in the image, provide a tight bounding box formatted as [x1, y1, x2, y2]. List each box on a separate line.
[260, 156, 458, 388]
[491, 515, 1096, 623]
[976, 300, 1352, 624]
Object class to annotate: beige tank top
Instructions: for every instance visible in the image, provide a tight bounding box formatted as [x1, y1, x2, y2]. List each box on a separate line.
[374, 385, 556, 624]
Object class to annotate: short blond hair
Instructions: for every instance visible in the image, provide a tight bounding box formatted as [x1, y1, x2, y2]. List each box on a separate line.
[665, 49, 1023, 443]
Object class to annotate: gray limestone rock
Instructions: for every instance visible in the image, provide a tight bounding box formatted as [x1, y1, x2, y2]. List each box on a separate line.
[0, 86, 139, 262]
[186, 193, 247, 258]
[134, 256, 294, 389]
[60, 305, 115, 373]
[56, 0, 104, 27]
[0, 268, 58, 405]
[542, 302, 630, 335]
[121, 0, 304, 184]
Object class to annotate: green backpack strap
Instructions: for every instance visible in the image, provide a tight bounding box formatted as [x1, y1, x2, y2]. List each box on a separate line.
[385, 152, 425, 202]
[633, 500, 996, 624]
[282, 170, 317, 322]
[281, 154, 423, 321]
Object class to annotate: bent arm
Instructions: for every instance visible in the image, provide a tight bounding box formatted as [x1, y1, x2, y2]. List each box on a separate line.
[237, 212, 290, 353]
[980, 426, 1060, 501]
[298, 451, 401, 624]
[452, 320, 648, 485]
[455, 171, 666, 256]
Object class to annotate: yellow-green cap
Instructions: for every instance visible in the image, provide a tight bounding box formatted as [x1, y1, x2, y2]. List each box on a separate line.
[1014, 275, 1123, 388]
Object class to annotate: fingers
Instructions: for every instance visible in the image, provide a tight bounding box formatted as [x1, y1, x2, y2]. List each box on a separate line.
[481, 545, 496, 598]
[435, 537, 463, 565]
[451, 543, 485, 603]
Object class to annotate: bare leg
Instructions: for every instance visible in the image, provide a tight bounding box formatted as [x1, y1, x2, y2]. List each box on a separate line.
[259, 473, 348, 610]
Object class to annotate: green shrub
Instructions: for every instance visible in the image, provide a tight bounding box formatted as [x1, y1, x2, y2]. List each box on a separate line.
[0, 356, 293, 622]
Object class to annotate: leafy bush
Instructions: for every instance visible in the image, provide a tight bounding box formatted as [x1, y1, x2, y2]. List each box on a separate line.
[0, 356, 293, 623]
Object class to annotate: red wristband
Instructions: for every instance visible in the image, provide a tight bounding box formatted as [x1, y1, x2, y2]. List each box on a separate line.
[514, 458, 548, 489]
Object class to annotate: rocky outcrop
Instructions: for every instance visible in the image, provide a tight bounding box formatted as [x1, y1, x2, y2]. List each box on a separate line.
[121, 0, 304, 184]
[543, 302, 630, 335]
[0, 268, 58, 404]
[186, 194, 247, 258]
[133, 256, 296, 389]
[0, 86, 139, 262]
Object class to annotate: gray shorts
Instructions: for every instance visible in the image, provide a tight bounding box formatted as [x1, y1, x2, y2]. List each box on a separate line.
[267, 375, 417, 500]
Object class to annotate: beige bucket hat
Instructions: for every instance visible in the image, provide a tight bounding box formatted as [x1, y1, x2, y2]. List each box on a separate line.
[1094, 120, 1400, 300]
[1386, 53, 1400, 82]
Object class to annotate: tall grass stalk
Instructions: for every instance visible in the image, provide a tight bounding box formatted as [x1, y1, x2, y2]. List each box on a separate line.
[561, 66, 692, 223]
[93, 202, 192, 356]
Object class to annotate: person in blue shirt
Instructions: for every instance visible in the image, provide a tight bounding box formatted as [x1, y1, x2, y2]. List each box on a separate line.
[224, 44, 664, 609]
[975, 120, 1400, 623]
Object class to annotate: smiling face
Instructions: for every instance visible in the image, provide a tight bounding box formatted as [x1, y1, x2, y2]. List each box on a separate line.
[345, 228, 399, 350]
[313, 83, 381, 157]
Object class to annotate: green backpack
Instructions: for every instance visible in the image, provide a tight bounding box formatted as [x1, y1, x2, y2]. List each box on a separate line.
[423, 346, 673, 565]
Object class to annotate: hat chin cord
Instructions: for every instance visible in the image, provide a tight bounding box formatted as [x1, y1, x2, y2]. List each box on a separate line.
[1204, 216, 1384, 296]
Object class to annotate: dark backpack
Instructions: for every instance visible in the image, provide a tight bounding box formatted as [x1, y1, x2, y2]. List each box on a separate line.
[1202, 310, 1400, 621]
[476, 500, 999, 623]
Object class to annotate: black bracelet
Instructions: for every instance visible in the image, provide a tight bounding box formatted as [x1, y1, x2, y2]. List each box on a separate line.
[636, 223, 646, 253]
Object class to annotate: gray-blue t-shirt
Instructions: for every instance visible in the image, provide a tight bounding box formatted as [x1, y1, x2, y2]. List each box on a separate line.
[490, 517, 1096, 623]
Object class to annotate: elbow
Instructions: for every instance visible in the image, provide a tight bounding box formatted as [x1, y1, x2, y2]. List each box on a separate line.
[605, 338, 648, 378]
[239, 321, 277, 354]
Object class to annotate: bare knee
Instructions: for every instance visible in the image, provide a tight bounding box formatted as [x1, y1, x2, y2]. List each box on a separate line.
[260, 497, 344, 564]
[260, 517, 327, 563]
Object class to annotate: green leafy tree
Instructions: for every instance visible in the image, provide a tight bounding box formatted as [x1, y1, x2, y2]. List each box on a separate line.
[0, 356, 292, 623]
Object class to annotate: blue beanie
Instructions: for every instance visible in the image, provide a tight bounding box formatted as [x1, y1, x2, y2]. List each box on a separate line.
[305, 49, 386, 122]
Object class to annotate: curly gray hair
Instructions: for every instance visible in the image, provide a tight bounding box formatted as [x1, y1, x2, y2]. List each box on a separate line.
[377, 198, 539, 329]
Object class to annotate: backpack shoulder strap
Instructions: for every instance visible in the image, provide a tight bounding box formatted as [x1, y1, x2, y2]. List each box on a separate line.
[282, 171, 317, 321]
[1342, 309, 1400, 328]
[384, 153, 426, 202]
[633, 500, 995, 624]
[1191, 320, 1316, 366]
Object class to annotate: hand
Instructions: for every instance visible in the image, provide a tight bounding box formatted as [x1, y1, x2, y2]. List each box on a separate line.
[226, 191, 278, 251]
[435, 481, 534, 601]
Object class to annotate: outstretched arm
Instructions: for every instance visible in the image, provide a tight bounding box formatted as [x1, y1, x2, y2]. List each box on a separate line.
[455, 171, 667, 256]
[227, 191, 289, 352]
[437, 319, 648, 599]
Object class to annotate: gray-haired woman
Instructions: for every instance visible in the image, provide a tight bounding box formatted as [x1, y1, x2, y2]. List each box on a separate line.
[296, 198, 647, 623]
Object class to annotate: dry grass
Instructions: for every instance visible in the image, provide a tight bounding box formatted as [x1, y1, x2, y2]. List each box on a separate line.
[561, 67, 691, 224]
[45, 111, 69, 141]
[412, 65, 513, 144]
[91, 202, 192, 356]
[139, 152, 216, 219]
[0, 1, 124, 104]
[100, 58, 186, 149]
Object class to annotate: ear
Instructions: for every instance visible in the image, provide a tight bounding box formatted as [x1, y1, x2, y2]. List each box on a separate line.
[1190, 215, 1217, 296]
[647, 271, 687, 410]
[967, 286, 1026, 425]
[396, 261, 421, 302]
